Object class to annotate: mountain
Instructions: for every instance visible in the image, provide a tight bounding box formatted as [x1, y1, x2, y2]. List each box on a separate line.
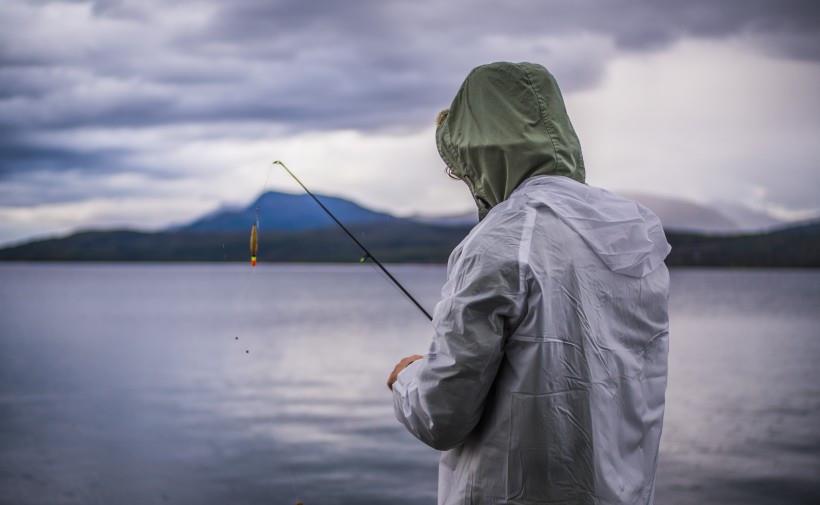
[0, 222, 469, 263]
[182, 190, 396, 232]
[409, 210, 478, 227]
[413, 193, 788, 233]
[1, 190, 818, 267]
[1, 218, 817, 267]
[624, 192, 740, 233]
[665, 220, 820, 268]
[710, 201, 785, 231]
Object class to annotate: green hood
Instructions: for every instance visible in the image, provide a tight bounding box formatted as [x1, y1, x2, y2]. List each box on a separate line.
[436, 62, 585, 220]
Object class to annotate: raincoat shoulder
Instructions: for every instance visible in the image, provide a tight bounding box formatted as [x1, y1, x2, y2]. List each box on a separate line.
[392, 202, 531, 451]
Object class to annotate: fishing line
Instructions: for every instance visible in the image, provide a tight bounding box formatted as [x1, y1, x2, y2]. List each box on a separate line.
[221, 160, 429, 504]
[273, 160, 433, 322]
[232, 162, 275, 354]
[223, 163, 305, 504]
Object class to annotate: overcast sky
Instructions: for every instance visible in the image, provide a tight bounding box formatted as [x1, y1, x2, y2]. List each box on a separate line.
[1, 0, 819, 245]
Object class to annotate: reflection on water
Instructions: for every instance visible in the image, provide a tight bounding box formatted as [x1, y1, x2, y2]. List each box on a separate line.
[0, 264, 818, 504]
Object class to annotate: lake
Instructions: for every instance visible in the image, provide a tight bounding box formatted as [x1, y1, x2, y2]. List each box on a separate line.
[0, 264, 818, 504]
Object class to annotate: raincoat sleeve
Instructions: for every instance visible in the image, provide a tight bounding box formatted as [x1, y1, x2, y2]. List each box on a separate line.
[392, 238, 527, 450]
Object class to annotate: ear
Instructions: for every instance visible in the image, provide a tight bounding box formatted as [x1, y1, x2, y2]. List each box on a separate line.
[435, 109, 449, 127]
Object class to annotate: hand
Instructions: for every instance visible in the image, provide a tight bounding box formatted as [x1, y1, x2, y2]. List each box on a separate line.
[387, 354, 424, 391]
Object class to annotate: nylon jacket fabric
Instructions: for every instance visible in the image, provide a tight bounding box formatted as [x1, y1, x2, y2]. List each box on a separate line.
[393, 175, 671, 504]
[436, 62, 585, 220]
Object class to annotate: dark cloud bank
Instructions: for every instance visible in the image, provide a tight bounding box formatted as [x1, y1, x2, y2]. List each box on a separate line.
[0, 0, 818, 196]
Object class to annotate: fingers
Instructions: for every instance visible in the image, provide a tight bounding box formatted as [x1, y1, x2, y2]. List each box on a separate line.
[387, 354, 425, 391]
[400, 354, 423, 367]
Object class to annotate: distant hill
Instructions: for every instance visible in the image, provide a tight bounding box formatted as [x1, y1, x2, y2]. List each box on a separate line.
[665, 221, 820, 268]
[410, 193, 790, 233]
[409, 210, 478, 227]
[624, 192, 741, 233]
[1, 219, 818, 267]
[182, 190, 396, 232]
[1, 190, 817, 267]
[710, 201, 785, 231]
[0, 222, 469, 263]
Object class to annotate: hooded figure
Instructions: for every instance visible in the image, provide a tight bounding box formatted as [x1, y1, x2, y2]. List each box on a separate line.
[390, 62, 671, 504]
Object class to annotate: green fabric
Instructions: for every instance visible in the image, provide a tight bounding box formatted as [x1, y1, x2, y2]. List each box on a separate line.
[436, 62, 585, 220]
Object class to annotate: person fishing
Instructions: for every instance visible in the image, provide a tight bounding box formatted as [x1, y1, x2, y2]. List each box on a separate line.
[387, 62, 671, 504]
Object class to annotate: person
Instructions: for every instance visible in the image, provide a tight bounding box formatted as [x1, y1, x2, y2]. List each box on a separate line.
[387, 62, 671, 505]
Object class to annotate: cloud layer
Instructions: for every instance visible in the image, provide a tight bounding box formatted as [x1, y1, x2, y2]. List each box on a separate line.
[1, 0, 819, 244]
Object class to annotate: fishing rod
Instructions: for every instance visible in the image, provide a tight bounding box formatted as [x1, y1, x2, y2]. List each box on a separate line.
[273, 160, 433, 322]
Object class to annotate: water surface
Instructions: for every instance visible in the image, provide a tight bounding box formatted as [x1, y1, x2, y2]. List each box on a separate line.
[0, 265, 818, 504]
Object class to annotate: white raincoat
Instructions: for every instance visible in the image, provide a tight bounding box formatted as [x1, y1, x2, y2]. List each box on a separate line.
[392, 174, 671, 504]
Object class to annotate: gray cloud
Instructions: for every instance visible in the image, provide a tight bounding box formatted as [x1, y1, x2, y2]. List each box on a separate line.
[0, 0, 818, 225]
[0, 136, 127, 177]
[2, 0, 818, 134]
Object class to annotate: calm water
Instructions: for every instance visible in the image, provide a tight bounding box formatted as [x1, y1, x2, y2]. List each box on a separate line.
[0, 264, 818, 505]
